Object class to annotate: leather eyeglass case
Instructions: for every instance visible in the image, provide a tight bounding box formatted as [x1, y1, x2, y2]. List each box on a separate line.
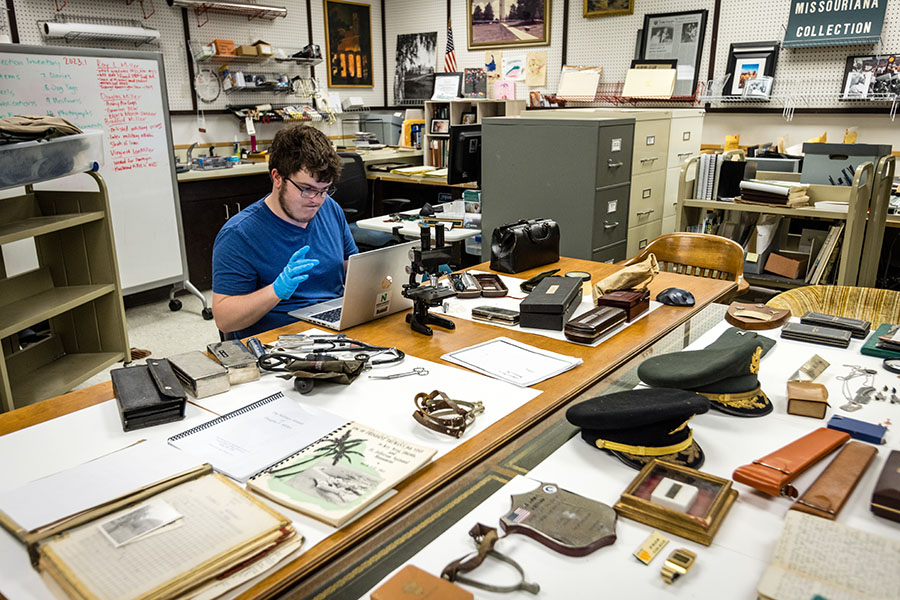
[111, 358, 187, 432]
[790, 441, 876, 520]
[732, 427, 849, 497]
[595, 290, 650, 322]
[799, 312, 870, 339]
[871, 449, 900, 523]
[780, 322, 852, 348]
[564, 306, 627, 344]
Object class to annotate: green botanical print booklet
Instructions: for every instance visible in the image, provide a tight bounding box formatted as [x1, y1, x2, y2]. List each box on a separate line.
[247, 422, 435, 526]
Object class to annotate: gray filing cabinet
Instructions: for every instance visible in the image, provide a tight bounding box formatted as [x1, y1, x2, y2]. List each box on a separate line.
[481, 116, 635, 263]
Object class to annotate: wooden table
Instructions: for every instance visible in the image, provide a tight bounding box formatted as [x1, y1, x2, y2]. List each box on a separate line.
[0, 258, 735, 599]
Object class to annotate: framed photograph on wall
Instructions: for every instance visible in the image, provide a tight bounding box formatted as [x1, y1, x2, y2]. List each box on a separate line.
[724, 41, 780, 97]
[394, 32, 437, 103]
[468, 0, 550, 49]
[639, 10, 708, 98]
[841, 54, 899, 100]
[584, 0, 633, 18]
[324, 0, 374, 88]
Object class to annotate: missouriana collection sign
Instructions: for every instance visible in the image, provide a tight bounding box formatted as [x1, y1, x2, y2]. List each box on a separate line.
[783, 0, 887, 47]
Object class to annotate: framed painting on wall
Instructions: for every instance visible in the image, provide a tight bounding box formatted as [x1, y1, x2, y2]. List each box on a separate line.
[468, 0, 550, 50]
[324, 0, 374, 88]
[724, 41, 780, 97]
[584, 0, 633, 18]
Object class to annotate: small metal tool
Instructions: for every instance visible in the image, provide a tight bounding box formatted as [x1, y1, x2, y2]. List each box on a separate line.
[369, 367, 428, 379]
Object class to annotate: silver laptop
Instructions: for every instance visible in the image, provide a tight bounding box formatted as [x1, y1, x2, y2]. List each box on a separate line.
[289, 241, 416, 331]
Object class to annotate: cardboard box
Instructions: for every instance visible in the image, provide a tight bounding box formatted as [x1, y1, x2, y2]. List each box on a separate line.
[211, 39, 235, 56]
[235, 45, 258, 56]
[253, 40, 273, 56]
[764, 251, 809, 280]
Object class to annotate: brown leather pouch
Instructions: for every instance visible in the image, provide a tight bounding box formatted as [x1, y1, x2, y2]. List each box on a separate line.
[871, 449, 900, 523]
[790, 441, 877, 519]
[786, 381, 830, 419]
[371, 564, 473, 600]
[732, 428, 850, 497]
[564, 306, 627, 343]
[595, 290, 650, 322]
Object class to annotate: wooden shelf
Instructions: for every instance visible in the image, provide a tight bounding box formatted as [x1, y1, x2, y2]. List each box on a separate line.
[0, 284, 116, 338]
[681, 199, 848, 220]
[0, 212, 105, 246]
[9, 350, 123, 408]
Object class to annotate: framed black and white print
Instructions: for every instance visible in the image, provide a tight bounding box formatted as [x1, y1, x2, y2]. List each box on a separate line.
[639, 10, 708, 98]
[742, 76, 774, 99]
[724, 41, 780, 97]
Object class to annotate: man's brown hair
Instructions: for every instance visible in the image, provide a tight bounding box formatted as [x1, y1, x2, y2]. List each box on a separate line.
[268, 124, 342, 183]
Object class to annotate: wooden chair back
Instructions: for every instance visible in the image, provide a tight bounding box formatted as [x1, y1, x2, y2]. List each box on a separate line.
[622, 232, 748, 296]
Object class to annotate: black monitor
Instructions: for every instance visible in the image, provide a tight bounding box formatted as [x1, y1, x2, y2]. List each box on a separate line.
[447, 124, 481, 186]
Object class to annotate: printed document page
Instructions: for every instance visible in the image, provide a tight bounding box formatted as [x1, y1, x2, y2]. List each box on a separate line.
[43, 475, 286, 600]
[442, 337, 582, 387]
[168, 393, 347, 482]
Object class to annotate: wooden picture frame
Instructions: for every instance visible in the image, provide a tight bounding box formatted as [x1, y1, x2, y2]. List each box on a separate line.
[324, 0, 374, 88]
[614, 459, 738, 546]
[468, 0, 550, 50]
[724, 41, 780, 97]
[584, 0, 633, 18]
[639, 9, 707, 98]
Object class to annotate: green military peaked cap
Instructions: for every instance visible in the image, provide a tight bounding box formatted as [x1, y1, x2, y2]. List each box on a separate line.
[566, 388, 709, 470]
[637, 328, 775, 417]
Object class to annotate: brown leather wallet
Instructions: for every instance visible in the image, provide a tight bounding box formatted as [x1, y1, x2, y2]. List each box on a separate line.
[732, 428, 850, 497]
[790, 441, 877, 519]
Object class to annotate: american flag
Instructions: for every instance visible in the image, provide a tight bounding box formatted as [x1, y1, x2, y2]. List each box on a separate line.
[444, 19, 457, 73]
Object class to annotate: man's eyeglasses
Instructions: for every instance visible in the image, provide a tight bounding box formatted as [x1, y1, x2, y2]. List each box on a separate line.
[285, 177, 336, 199]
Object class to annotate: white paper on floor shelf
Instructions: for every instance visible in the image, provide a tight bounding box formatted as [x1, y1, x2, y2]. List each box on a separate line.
[442, 337, 582, 387]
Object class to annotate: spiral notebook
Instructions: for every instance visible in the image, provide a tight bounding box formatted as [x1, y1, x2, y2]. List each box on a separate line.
[167, 392, 347, 482]
[247, 422, 436, 527]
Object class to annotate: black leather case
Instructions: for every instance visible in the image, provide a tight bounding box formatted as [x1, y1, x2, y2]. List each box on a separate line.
[111, 358, 187, 431]
[519, 276, 582, 331]
[872, 450, 900, 523]
[780, 322, 852, 348]
[800, 312, 870, 338]
[564, 306, 627, 343]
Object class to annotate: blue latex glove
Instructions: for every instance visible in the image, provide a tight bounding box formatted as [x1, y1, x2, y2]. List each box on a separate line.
[273, 246, 318, 300]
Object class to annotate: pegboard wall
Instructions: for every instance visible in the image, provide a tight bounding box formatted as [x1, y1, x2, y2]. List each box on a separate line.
[567, 0, 716, 102]
[11, 0, 192, 110]
[715, 0, 900, 109]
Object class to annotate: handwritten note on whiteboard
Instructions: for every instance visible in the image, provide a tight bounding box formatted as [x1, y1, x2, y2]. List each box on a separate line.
[0, 46, 184, 293]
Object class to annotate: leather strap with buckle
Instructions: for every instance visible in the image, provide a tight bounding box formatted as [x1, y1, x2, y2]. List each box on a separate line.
[413, 390, 484, 438]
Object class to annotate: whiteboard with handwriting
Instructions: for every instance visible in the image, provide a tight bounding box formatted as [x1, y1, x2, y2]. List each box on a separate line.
[0, 44, 185, 294]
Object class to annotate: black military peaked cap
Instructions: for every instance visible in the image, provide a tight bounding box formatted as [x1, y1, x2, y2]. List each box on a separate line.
[566, 388, 709, 470]
[637, 328, 775, 417]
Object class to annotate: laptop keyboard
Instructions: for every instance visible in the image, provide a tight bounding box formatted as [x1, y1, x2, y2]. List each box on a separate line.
[310, 307, 342, 323]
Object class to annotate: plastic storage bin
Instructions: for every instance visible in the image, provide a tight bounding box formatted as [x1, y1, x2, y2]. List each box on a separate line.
[0, 129, 103, 190]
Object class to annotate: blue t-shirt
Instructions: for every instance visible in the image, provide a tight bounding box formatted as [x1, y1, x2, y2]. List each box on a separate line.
[212, 195, 358, 338]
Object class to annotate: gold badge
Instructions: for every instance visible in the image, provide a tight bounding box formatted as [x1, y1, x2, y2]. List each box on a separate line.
[749, 346, 762, 374]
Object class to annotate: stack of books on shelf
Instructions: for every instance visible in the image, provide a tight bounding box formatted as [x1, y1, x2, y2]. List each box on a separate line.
[737, 180, 811, 208]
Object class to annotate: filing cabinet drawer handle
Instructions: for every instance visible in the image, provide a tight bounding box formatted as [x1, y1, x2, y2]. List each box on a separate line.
[677, 152, 693, 158]
[640, 157, 659, 164]
[607, 159, 624, 168]
[636, 209, 655, 217]
[603, 221, 620, 230]
[224, 204, 231, 219]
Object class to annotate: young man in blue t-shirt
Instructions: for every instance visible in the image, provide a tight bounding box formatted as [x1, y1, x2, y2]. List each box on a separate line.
[212, 125, 358, 338]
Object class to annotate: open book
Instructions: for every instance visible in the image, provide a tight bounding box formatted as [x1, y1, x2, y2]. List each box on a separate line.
[0, 443, 299, 600]
[247, 422, 436, 527]
[758, 511, 900, 600]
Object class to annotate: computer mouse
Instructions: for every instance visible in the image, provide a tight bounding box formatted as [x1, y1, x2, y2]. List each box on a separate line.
[656, 287, 695, 307]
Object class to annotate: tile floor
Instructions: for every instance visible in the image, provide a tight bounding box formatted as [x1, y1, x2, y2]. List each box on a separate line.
[75, 291, 221, 390]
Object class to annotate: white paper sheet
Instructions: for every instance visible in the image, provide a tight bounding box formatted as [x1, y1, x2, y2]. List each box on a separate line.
[443, 337, 582, 387]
